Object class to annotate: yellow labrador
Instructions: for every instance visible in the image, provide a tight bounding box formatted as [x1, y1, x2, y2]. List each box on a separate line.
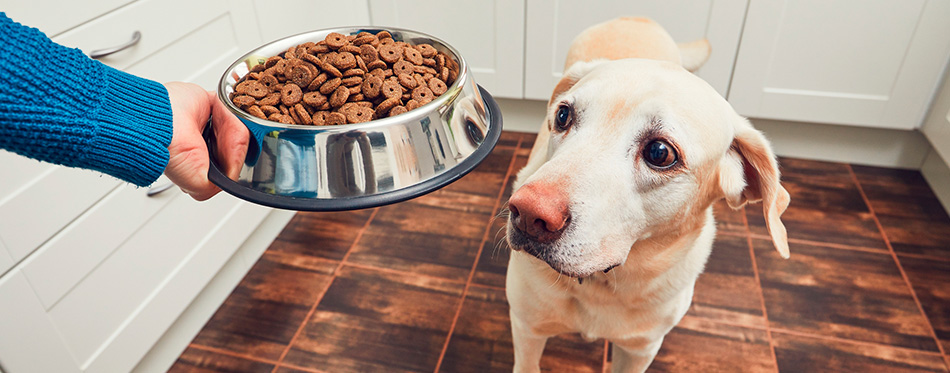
[505, 18, 789, 372]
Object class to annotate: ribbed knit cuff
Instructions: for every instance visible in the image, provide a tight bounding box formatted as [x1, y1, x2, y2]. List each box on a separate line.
[84, 66, 173, 187]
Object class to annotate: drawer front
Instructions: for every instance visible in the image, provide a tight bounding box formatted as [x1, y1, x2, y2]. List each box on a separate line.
[53, 0, 262, 90]
[0, 166, 121, 263]
[0, 0, 134, 37]
[0, 150, 55, 199]
[46, 193, 241, 366]
[0, 271, 79, 373]
[20, 176, 179, 310]
[0, 241, 13, 278]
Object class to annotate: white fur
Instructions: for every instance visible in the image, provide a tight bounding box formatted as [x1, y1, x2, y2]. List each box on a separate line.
[505, 59, 787, 372]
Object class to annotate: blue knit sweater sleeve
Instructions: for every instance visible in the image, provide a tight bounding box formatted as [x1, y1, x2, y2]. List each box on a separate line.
[0, 13, 173, 187]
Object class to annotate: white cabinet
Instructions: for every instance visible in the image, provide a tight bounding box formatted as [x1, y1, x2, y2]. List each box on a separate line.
[728, 0, 950, 130]
[253, 0, 371, 43]
[368, 0, 526, 99]
[0, 1, 286, 372]
[523, 0, 748, 100]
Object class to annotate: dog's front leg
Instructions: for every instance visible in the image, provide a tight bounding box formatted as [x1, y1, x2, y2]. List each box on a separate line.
[610, 337, 664, 373]
[509, 312, 548, 373]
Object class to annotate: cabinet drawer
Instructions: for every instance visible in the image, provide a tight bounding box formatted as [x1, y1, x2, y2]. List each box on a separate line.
[0, 166, 120, 263]
[20, 176, 179, 310]
[52, 0, 262, 90]
[0, 0, 134, 38]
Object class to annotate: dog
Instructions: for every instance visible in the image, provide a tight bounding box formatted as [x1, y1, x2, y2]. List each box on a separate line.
[504, 17, 790, 372]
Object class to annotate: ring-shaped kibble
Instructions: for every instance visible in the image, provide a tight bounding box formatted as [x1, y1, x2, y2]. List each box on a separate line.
[398, 73, 417, 89]
[290, 66, 313, 87]
[333, 52, 357, 70]
[259, 92, 280, 107]
[346, 106, 374, 123]
[376, 30, 392, 39]
[379, 43, 403, 64]
[393, 60, 413, 76]
[311, 111, 328, 126]
[404, 48, 423, 65]
[294, 104, 313, 125]
[381, 79, 403, 99]
[325, 32, 347, 49]
[303, 92, 327, 107]
[428, 78, 447, 95]
[415, 44, 437, 58]
[232, 95, 255, 108]
[281, 84, 303, 106]
[342, 76, 363, 87]
[259, 74, 279, 89]
[360, 44, 378, 62]
[247, 105, 266, 119]
[307, 73, 328, 91]
[412, 86, 433, 104]
[362, 76, 383, 98]
[375, 97, 400, 117]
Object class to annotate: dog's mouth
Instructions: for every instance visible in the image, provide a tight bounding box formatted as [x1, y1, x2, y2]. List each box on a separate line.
[506, 219, 621, 278]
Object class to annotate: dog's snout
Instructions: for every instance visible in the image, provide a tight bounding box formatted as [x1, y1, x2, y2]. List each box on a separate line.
[508, 182, 571, 243]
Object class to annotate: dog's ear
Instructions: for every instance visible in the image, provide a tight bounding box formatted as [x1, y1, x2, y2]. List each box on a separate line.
[551, 59, 606, 105]
[718, 122, 790, 258]
[677, 38, 711, 72]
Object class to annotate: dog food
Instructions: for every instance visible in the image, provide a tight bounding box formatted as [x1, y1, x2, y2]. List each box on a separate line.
[230, 30, 460, 125]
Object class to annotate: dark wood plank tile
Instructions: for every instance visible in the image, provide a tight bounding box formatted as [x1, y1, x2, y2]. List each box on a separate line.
[687, 234, 765, 327]
[190, 251, 333, 360]
[899, 255, 950, 353]
[440, 285, 605, 373]
[712, 200, 747, 235]
[746, 158, 887, 251]
[169, 346, 275, 373]
[753, 239, 939, 351]
[643, 316, 775, 372]
[280, 265, 465, 372]
[346, 190, 494, 282]
[472, 138, 532, 288]
[853, 165, 950, 258]
[442, 130, 520, 198]
[772, 332, 948, 373]
[268, 210, 374, 262]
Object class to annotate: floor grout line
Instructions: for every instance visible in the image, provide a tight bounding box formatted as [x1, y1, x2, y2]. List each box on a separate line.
[848, 165, 948, 368]
[187, 343, 281, 367]
[467, 281, 506, 292]
[724, 229, 893, 256]
[270, 208, 380, 373]
[769, 327, 946, 357]
[433, 136, 524, 373]
[601, 340, 610, 372]
[742, 206, 780, 373]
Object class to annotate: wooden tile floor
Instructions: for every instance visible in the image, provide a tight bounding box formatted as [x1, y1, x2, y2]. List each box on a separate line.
[171, 131, 950, 372]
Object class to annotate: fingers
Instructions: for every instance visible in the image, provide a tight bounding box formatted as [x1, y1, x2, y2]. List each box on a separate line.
[164, 82, 221, 201]
[209, 90, 250, 181]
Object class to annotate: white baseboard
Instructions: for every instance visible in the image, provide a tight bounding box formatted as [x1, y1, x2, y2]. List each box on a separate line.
[922, 150, 950, 215]
[132, 209, 295, 373]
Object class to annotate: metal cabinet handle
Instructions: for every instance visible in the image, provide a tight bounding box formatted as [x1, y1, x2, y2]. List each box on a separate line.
[89, 31, 141, 59]
[146, 182, 175, 197]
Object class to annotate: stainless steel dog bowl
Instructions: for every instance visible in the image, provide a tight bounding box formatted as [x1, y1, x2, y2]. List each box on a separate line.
[206, 27, 502, 211]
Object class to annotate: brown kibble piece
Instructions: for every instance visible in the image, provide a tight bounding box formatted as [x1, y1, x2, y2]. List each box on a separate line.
[379, 43, 403, 64]
[388, 105, 408, 117]
[362, 75, 383, 98]
[342, 76, 363, 87]
[376, 30, 392, 40]
[239, 80, 268, 99]
[289, 65, 313, 87]
[416, 44, 437, 58]
[412, 86, 434, 104]
[294, 104, 312, 125]
[405, 99, 421, 111]
[375, 97, 400, 117]
[398, 73, 417, 89]
[404, 47, 423, 65]
[303, 91, 327, 107]
[329, 86, 350, 107]
[393, 60, 414, 76]
[261, 105, 279, 116]
[325, 32, 347, 49]
[232, 95, 255, 108]
[281, 84, 303, 106]
[381, 79, 403, 99]
[311, 111, 328, 126]
[333, 52, 357, 70]
[320, 77, 342, 95]
[247, 105, 266, 119]
[360, 44, 379, 62]
[259, 92, 280, 107]
[326, 112, 347, 125]
[307, 73, 328, 91]
[428, 78, 447, 95]
[345, 106, 374, 123]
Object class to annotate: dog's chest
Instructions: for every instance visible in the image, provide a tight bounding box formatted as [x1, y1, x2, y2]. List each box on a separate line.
[556, 279, 686, 341]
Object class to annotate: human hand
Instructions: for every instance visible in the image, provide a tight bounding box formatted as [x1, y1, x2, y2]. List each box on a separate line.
[163, 82, 249, 201]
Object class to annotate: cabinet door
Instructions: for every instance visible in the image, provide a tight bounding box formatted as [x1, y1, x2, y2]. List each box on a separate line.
[369, 0, 526, 99]
[523, 0, 747, 100]
[253, 0, 370, 43]
[728, 0, 950, 129]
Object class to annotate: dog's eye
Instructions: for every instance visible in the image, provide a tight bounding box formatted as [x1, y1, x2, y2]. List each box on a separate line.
[643, 140, 677, 169]
[554, 104, 573, 132]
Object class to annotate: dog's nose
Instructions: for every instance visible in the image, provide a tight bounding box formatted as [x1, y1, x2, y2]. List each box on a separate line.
[508, 182, 571, 243]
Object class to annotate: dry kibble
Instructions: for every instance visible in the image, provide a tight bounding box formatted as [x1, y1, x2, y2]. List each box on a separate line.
[230, 30, 457, 125]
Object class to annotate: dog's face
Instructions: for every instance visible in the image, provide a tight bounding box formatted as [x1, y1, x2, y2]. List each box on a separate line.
[506, 59, 789, 278]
